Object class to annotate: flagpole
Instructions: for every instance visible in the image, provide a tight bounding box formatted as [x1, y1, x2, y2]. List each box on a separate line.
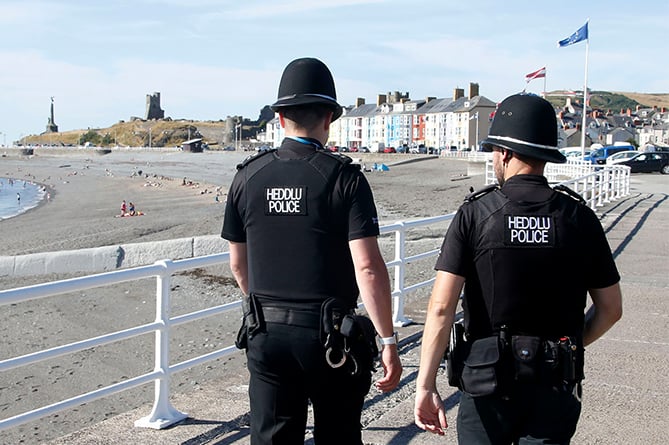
[580, 20, 590, 156]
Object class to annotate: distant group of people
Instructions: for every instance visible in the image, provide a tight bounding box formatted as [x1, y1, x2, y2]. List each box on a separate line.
[118, 199, 140, 217]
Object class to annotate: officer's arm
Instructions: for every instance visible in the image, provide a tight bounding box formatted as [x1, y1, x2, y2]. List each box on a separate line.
[349, 236, 402, 391]
[228, 241, 249, 295]
[583, 282, 623, 346]
[414, 270, 464, 435]
[349, 236, 394, 337]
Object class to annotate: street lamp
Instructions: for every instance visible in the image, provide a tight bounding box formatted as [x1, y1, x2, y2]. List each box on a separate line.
[235, 123, 242, 151]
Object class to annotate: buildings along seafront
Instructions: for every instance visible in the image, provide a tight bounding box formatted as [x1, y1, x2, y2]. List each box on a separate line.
[263, 82, 669, 153]
[267, 83, 496, 152]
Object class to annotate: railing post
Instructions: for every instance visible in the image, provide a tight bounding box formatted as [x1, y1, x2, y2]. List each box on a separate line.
[595, 173, 604, 207]
[603, 168, 612, 203]
[392, 224, 412, 327]
[135, 260, 187, 429]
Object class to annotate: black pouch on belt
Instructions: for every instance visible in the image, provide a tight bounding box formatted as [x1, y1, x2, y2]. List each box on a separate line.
[445, 319, 466, 388]
[511, 335, 541, 382]
[461, 336, 502, 397]
[235, 293, 262, 350]
[340, 314, 379, 375]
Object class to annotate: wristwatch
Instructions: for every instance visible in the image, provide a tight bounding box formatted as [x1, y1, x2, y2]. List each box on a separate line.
[379, 332, 399, 346]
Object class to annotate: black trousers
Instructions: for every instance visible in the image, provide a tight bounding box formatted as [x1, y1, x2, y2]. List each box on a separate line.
[246, 320, 372, 445]
[457, 382, 582, 445]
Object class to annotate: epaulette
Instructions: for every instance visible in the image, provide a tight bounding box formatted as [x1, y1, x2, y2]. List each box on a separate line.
[236, 148, 277, 170]
[554, 184, 586, 205]
[318, 150, 354, 165]
[464, 184, 499, 202]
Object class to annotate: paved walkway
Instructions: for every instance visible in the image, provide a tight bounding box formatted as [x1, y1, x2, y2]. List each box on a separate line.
[45, 174, 669, 444]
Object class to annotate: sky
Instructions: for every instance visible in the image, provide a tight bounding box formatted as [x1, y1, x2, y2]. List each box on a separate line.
[1, 0, 668, 145]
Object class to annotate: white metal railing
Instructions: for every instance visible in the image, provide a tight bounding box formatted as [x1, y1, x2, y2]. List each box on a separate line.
[0, 214, 453, 433]
[0, 162, 630, 434]
[485, 160, 631, 210]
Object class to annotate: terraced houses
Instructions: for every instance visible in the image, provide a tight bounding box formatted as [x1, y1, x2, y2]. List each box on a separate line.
[263, 84, 669, 152]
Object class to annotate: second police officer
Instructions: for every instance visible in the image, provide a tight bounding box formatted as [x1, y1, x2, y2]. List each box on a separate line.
[414, 93, 623, 444]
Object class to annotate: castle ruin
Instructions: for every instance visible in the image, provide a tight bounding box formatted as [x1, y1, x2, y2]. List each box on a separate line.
[145, 92, 165, 120]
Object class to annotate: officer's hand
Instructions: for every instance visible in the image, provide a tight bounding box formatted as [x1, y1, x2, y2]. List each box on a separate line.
[414, 388, 447, 435]
[374, 344, 402, 392]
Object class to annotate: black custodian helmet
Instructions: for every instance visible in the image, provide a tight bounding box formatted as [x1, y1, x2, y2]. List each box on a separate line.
[481, 93, 566, 164]
[270, 57, 343, 121]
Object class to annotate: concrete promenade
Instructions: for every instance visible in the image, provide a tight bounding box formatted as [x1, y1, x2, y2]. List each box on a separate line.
[35, 174, 669, 444]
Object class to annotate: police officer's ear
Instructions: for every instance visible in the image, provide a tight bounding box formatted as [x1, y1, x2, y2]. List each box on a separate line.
[278, 111, 287, 129]
[501, 147, 514, 164]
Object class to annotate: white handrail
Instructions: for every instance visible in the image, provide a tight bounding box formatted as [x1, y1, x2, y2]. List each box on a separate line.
[485, 160, 631, 210]
[0, 215, 451, 432]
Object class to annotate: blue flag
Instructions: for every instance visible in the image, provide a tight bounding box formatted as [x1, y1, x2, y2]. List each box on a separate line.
[558, 22, 588, 47]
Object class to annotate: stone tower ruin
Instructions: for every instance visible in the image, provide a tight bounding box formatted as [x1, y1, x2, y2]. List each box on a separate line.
[145, 92, 165, 120]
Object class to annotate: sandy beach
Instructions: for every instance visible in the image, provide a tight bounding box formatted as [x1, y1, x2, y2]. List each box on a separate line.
[0, 149, 481, 443]
[0, 150, 477, 257]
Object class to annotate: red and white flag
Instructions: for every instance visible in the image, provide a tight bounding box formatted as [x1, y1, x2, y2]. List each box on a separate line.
[525, 66, 546, 82]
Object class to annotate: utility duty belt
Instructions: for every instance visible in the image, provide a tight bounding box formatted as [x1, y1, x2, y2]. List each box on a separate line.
[446, 321, 584, 397]
[235, 294, 378, 377]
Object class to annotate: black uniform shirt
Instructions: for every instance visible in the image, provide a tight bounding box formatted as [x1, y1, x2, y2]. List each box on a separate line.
[221, 138, 380, 304]
[435, 174, 620, 339]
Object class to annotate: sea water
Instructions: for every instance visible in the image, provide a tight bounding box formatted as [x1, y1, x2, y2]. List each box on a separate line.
[0, 177, 46, 220]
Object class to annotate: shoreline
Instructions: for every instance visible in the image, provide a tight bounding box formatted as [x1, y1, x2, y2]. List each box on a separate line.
[0, 177, 50, 221]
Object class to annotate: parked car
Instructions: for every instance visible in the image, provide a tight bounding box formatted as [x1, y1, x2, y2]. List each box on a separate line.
[383, 146, 396, 153]
[584, 144, 635, 165]
[606, 150, 638, 165]
[619, 152, 669, 174]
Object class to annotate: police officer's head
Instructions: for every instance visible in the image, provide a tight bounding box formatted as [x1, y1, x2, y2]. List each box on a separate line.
[481, 93, 566, 164]
[271, 58, 343, 123]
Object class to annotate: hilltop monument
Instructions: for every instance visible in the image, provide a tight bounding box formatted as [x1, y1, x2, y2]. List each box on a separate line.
[145, 92, 165, 120]
[46, 96, 58, 133]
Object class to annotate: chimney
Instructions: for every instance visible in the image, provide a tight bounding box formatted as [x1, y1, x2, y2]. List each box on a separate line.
[636, 105, 641, 112]
[377, 94, 387, 106]
[468, 82, 480, 99]
[426, 96, 436, 103]
[627, 108, 632, 116]
[355, 97, 365, 108]
[453, 88, 464, 101]
[662, 107, 666, 113]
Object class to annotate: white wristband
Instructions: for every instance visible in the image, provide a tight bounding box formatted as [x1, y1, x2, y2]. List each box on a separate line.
[380, 332, 398, 345]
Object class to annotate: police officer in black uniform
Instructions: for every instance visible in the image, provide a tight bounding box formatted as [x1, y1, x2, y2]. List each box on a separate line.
[414, 93, 623, 444]
[221, 57, 402, 445]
